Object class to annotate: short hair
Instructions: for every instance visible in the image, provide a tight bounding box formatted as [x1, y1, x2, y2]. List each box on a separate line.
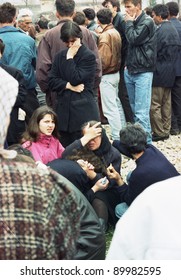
[0, 2, 16, 24]
[83, 8, 96, 20]
[60, 21, 83, 42]
[166, 2, 179, 17]
[17, 8, 33, 21]
[152, 4, 169, 20]
[144, 6, 153, 17]
[122, 0, 141, 7]
[97, 8, 112, 25]
[119, 123, 147, 154]
[73, 11, 86, 26]
[37, 16, 49, 29]
[21, 106, 59, 143]
[0, 39, 5, 55]
[102, 0, 120, 12]
[55, 0, 75, 17]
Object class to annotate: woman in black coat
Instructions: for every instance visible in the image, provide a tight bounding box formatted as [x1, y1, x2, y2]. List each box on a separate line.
[48, 21, 99, 147]
[48, 121, 122, 230]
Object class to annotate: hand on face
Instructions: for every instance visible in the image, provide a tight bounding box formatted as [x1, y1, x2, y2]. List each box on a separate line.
[66, 38, 82, 59]
[124, 12, 136, 21]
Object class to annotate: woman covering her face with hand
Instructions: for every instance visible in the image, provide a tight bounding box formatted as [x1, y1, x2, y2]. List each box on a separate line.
[48, 21, 99, 147]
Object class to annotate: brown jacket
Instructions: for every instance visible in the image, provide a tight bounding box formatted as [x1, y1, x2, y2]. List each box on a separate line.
[98, 24, 121, 75]
[36, 19, 102, 105]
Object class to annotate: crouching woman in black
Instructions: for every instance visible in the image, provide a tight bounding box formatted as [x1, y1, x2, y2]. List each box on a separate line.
[49, 121, 122, 230]
[48, 21, 99, 147]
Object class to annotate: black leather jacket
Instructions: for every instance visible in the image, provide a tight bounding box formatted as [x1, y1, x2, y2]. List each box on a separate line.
[125, 11, 157, 74]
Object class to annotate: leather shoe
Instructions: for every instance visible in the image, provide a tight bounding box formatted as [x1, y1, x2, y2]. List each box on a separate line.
[152, 134, 169, 142]
[170, 128, 180, 135]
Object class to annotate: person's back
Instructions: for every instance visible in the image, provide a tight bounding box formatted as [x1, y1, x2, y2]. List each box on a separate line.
[107, 175, 181, 259]
[60, 175, 106, 260]
[0, 3, 36, 90]
[0, 159, 80, 259]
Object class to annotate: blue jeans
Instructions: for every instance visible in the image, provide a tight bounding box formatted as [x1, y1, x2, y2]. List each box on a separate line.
[124, 69, 153, 143]
[115, 202, 129, 218]
[100, 72, 126, 140]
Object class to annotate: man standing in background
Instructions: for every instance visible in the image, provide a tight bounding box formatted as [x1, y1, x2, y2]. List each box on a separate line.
[123, 0, 156, 143]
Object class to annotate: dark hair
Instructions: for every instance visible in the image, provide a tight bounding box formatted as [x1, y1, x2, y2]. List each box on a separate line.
[144, 6, 153, 17]
[0, 2, 16, 23]
[73, 11, 86, 26]
[60, 21, 83, 42]
[55, 0, 75, 17]
[37, 16, 49, 29]
[97, 8, 112, 25]
[119, 123, 147, 154]
[166, 2, 179, 17]
[122, 0, 141, 7]
[0, 38, 5, 55]
[102, 0, 120, 12]
[152, 4, 169, 19]
[83, 8, 96, 20]
[81, 120, 102, 132]
[21, 106, 59, 143]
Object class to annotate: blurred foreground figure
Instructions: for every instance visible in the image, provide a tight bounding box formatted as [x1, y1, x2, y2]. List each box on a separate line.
[107, 176, 181, 259]
[0, 67, 80, 260]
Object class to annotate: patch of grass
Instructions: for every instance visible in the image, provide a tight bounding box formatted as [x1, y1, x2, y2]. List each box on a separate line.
[105, 226, 114, 255]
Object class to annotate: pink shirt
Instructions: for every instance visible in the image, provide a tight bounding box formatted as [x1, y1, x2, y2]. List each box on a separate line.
[22, 134, 65, 164]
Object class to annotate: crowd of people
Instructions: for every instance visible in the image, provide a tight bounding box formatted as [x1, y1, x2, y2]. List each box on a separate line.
[0, 0, 181, 260]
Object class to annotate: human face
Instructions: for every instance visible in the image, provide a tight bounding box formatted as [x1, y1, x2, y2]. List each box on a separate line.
[39, 114, 55, 136]
[124, 1, 139, 17]
[18, 16, 32, 32]
[86, 136, 102, 151]
[65, 37, 80, 48]
[152, 11, 161, 25]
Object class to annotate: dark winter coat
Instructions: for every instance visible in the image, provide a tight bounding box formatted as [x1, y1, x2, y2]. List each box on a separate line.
[169, 18, 181, 77]
[152, 21, 181, 87]
[48, 45, 99, 133]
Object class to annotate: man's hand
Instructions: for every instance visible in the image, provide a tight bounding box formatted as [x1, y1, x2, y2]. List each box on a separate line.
[107, 164, 124, 186]
[124, 12, 136, 22]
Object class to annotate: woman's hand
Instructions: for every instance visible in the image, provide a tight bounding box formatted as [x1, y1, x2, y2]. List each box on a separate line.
[77, 159, 96, 179]
[66, 38, 81, 59]
[91, 177, 109, 193]
[80, 122, 102, 146]
[36, 161, 48, 170]
[66, 82, 84, 93]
